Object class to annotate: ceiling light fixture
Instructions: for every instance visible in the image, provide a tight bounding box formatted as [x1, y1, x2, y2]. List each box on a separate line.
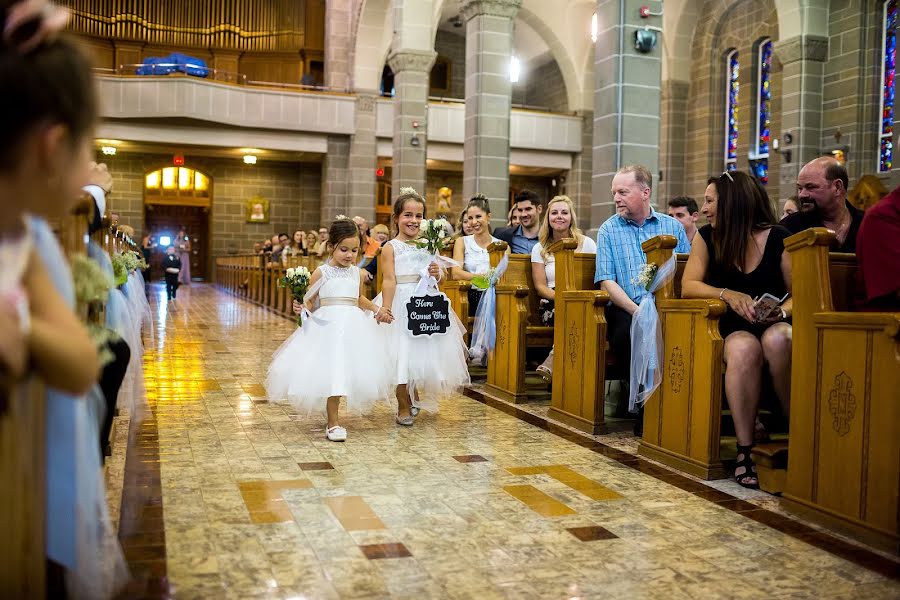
[243, 154, 258, 165]
[101, 146, 117, 156]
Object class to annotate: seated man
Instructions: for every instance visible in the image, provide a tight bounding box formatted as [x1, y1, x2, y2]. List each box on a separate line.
[667, 195, 699, 241]
[595, 165, 691, 429]
[857, 185, 900, 310]
[782, 157, 862, 252]
[494, 189, 543, 254]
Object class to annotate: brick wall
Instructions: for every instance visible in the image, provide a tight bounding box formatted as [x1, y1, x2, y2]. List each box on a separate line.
[101, 152, 322, 257]
[514, 59, 569, 112]
[434, 30, 466, 100]
[680, 0, 782, 202]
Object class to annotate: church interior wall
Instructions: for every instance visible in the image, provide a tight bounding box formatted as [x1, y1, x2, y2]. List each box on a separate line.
[103, 153, 322, 256]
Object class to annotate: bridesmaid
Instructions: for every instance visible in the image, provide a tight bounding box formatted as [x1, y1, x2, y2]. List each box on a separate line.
[176, 228, 191, 285]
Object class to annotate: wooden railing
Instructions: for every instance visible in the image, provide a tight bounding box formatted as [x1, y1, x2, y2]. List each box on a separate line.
[215, 253, 325, 319]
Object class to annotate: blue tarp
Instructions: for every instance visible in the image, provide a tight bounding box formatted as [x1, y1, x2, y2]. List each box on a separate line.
[136, 53, 208, 77]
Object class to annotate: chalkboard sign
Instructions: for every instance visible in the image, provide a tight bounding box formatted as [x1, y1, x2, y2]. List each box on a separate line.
[406, 293, 452, 337]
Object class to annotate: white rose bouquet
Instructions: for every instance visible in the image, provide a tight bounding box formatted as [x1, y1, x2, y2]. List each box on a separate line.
[278, 266, 312, 326]
[413, 218, 452, 255]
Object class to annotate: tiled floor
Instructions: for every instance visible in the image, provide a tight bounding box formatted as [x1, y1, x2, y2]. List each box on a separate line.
[117, 283, 900, 599]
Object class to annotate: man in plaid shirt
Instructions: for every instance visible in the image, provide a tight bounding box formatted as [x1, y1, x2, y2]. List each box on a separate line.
[594, 165, 691, 426]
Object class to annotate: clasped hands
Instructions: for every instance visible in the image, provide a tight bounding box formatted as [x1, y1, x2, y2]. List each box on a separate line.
[720, 290, 784, 325]
[291, 299, 394, 324]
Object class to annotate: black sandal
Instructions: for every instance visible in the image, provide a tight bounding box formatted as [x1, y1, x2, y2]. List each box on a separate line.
[734, 444, 759, 489]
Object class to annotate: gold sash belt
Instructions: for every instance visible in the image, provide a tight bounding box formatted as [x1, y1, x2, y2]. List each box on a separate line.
[396, 275, 421, 284]
[319, 297, 358, 307]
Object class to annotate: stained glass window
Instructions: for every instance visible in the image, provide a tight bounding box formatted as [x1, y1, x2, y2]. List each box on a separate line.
[725, 50, 739, 171]
[753, 40, 772, 184]
[880, 0, 897, 172]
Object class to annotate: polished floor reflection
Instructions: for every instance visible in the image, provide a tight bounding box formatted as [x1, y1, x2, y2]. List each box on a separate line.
[121, 283, 899, 599]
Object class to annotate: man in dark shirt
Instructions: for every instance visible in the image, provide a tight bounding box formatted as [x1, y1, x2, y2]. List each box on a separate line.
[781, 156, 862, 252]
[493, 189, 543, 254]
[163, 246, 182, 300]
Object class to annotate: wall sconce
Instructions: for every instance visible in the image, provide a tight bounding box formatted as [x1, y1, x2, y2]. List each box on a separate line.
[101, 146, 117, 156]
[410, 135, 420, 147]
[243, 154, 258, 165]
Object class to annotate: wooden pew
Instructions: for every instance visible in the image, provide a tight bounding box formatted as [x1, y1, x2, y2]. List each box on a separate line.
[638, 235, 729, 480]
[547, 240, 610, 433]
[784, 227, 899, 553]
[441, 241, 506, 344]
[487, 241, 592, 403]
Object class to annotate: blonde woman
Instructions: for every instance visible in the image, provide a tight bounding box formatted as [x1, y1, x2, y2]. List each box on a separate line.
[531, 195, 597, 381]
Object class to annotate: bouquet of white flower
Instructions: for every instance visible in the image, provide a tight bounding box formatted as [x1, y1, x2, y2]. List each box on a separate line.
[414, 218, 452, 255]
[631, 263, 659, 291]
[279, 266, 312, 326]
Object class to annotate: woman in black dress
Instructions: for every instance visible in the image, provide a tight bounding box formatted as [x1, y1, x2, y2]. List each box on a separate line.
[682, 171, 793, 489]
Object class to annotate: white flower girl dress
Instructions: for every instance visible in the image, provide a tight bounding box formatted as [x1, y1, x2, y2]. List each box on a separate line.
[375, 240, 470, 411]
[265, 263, 392, 414]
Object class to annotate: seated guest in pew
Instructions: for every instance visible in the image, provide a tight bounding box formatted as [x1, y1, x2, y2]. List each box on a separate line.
[667, 196, 700, 241]
[595, 165, 691, 430]
[494, 189, 543, 254]
[454, 207, 474, 241]
[857, 184, 900, 310]
[782, 156, 862, 252]
[363, 224, 391, 279]
[506, 205, 520, 228]
[452, 195, 505, 315]
[281, 229, 304, 263]
[780, 195, 800, 220]
[682, 170, 793, 489]
[531, 195, 597, 382]
[1, 2, 128, 592]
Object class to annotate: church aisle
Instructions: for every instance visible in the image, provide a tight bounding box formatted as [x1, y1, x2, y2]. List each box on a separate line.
[126, 283, 899, 599]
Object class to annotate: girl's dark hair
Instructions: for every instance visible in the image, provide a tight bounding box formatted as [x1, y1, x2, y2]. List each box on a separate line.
[391, 187, 427, 234]
[328, 217, 363, 249]
[466, 194, 491, 214]
[1, 4, 98, 171]
[707, 171, 777, 271]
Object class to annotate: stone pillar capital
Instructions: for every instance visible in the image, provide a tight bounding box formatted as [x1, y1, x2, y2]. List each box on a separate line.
[774, 35, 829, 65]
[387, 49, 437, 74]
[461, 0, 522, 21]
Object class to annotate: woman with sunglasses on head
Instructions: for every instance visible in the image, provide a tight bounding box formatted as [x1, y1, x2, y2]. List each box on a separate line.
[681, 170, 793, 489]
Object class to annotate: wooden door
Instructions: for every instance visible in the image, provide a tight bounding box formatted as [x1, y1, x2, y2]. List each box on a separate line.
[144, 204, 210, 281]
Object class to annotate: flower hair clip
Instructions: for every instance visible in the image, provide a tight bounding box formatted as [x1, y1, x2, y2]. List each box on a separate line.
[3, 0, 70, 55]
[334, 214, 349, 221]
[398, 187, 420, 197]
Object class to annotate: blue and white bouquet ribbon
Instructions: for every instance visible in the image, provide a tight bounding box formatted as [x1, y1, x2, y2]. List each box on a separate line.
[628, 256, 676, 412]
[468, 253, 509, 361]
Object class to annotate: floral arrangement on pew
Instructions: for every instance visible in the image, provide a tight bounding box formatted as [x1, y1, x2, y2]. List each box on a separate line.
[70, 254, 118, 367]
[632, 263, 659, 291]
[279, 266, 312, 326]
[111, 250, 148, 287]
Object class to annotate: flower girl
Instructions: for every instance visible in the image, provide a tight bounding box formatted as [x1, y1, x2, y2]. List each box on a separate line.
[376, 188, 470, 425]
[265, 217, 394, 441]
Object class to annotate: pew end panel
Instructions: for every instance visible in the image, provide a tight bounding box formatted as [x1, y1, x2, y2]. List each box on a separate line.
[638, 298, 728, 480]
[485, 285, 533, 402]
[637, 235, 729, 480]
[548, 289, 610, 434]
[784, 227, 900, 552]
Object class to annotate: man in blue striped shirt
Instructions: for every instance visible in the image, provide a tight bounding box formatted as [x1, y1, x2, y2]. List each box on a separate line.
[595, 165, 691, 381]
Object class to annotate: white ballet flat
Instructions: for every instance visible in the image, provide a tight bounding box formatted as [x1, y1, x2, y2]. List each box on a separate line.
[326, 425, 347, 442]
[395, 414, 414, 427]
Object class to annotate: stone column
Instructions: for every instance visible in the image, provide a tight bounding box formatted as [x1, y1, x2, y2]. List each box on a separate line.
[566, 110, 594, 231]
[462, 0, 521, 227]
[348, 93, 378, 222]
[774, 35, 828, 201]
[592, 0, 662, 225]
[324, 0, 352, 91]
[321, 135, 350, 223]
[659, 80, 689, 202]
[387, 50, 436, 195]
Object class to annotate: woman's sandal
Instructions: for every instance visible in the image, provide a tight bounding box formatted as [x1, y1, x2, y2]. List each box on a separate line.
[734, 444, 759, 489]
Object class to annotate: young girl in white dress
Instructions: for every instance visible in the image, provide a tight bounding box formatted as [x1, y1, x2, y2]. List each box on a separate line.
[265, 218, 394, 441]
[377, 188, 470, 424]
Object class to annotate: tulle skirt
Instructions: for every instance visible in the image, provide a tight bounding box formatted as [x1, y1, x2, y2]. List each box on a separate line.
[265, 305, 393, 415]
[374, 283, 470, 411]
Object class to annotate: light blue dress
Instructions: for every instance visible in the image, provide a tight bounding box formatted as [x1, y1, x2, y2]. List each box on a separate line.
[29, 216, 128, 598]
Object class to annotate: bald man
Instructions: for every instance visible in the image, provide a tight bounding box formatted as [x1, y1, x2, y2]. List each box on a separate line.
[781, 156, 862, 252]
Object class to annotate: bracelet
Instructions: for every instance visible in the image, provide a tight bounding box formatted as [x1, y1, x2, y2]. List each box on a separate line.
[719, 288, 728, 300]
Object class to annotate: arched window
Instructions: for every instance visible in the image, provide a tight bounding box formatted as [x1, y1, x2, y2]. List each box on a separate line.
[879, 0, 897, 172]
[725, 50, 739, 171]
[751, 39, 772, 184]
[145, 166, 211, 206]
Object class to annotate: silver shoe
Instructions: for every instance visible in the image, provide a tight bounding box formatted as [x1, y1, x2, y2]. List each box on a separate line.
[395, 414, 414, 426]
